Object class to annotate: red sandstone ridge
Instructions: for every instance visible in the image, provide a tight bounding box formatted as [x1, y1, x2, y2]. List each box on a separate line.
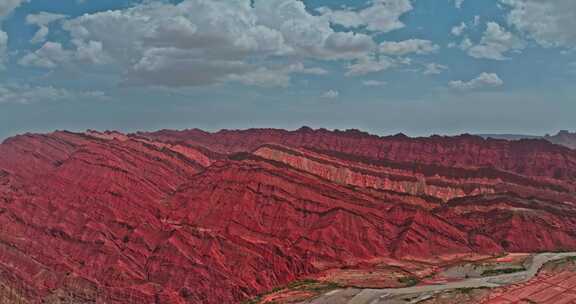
[1, 128, 576, 303]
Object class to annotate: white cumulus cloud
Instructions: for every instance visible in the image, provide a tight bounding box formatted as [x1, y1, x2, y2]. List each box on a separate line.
[26, 12, 67, 44]
[451, 22, 467, 36]
[464, 22, 524, 60]
[423, 63, 448, 75]
[449, 72, 504, 90]
[22, 0, 382, 87]
[346, 55, 398, 76]
[225, 63, 327, 88]
[318, 0, 413, 33]
[0, 0, 28, 67]
[501, 0, 576, 49]
[379, 39, 439, 56]
[19, 41, 71, 68]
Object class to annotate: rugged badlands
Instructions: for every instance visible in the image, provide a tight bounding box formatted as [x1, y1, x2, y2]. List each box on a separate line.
[0, 128, 575, 303]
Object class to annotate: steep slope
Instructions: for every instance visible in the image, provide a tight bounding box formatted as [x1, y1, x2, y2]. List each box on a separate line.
[0, 128, 575, 304]
[0, 131, 217, 303]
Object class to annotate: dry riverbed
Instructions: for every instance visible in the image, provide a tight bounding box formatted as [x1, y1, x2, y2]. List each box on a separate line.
[294, 252, 576, 304]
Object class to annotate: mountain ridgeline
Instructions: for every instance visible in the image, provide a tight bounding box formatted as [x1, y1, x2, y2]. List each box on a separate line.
[480, 130, 576, 150]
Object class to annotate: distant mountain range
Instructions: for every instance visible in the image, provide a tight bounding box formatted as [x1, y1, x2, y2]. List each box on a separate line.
[479, 130, 576, 149]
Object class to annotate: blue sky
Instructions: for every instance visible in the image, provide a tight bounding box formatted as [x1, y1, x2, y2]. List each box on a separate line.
[0, 0, 575, 139]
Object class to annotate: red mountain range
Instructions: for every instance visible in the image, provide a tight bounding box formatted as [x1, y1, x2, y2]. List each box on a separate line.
[1, 127, 575, 303]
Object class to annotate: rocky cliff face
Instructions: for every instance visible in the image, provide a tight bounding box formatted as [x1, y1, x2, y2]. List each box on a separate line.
[1, 128, 575, 303]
